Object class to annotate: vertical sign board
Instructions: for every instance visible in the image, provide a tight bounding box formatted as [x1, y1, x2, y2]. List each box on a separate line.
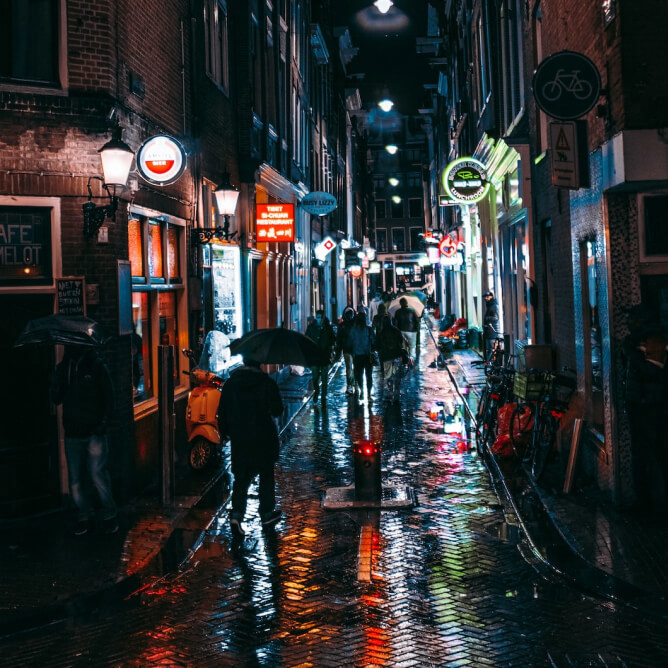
[56, 277, 86, 316]
[549, 120, 590, 189]
[117, 260, 133, 335]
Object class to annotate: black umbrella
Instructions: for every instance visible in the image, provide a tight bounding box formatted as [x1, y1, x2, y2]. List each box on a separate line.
[13, 314, 112, 348]
[229, 327, 329, 367]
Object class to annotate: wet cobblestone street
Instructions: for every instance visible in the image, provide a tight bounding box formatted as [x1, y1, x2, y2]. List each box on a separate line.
[3, 343, 668, 667]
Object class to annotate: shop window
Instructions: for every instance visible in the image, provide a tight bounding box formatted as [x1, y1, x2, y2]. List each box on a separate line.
[376, 229, 387, 252]
[375, 200, 386, 220]
[129, 214, 184, 406]
[132, 292, 150, 402]
[0, 0, 62, 87]
[128, 218, 144, 277]
[391, 228, 405, 252]
[586, 240, 603, 393]
[408, 198, 422, 218]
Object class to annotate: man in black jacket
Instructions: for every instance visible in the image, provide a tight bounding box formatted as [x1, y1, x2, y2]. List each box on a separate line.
[393, 297, 419, 361]
[305, 309, 336, 403]
[51, 346, 117, 536]
[218, 356, 284, 537]
[483, 291, 500, 360]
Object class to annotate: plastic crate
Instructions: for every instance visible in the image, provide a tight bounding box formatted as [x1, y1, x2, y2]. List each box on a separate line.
[513, 371, 554, 401]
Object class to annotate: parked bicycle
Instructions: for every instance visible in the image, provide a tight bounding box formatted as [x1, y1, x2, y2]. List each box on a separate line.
[474, 340, 515, 448]
[509, 367, 577, 480]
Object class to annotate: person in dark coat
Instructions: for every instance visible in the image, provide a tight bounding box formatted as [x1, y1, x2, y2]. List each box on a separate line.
[336, 307, 357, 394]
[305, 309, 336, 403]
[50, 346, 117, 536]
[347, 312, 376, 401]
[376, 315, 407, 404]
[393, 297, 419, 361]
[218, 355, 284, 536]
[483, 291, 500, 360]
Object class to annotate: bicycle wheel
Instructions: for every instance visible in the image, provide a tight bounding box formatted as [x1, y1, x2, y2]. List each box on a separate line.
[509, 403, 533, 450]
[476, 387, 489, 436]
[573, 79, 593, 100]
[542, 80, 562, 101]
[531, 413, 557, 480]
[480, 398, 499, 447]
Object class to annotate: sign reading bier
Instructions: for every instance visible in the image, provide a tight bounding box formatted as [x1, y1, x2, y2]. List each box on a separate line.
[256, 203, 295, 243]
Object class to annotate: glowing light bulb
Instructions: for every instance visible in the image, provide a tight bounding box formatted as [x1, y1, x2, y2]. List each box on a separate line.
[385, 144, 398, 155]
[374, 0, 393, 13]
[388, 177, 399, 186]
[392, 195, 401, 204]
[378, 98, 394, 112]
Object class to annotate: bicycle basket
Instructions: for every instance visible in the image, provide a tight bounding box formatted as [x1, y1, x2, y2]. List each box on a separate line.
[513, 371, 554, 401]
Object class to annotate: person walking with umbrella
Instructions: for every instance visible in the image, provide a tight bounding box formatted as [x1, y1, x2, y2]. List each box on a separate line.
[50, 346, 117, 536]
[305, 309, 336, 404]
[218, 354, 284, 537]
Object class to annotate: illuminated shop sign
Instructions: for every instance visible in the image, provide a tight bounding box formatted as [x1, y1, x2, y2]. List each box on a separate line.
[349, 265, 363, 278]
[438, 236, 457, 257]
[301, 191, 337, 216]
[442, 157, 490, 204]
[314, 236, 336, 262]
[0, 206, 52, 285]
[137, 135, 187, 185]
[368, 261, 381, 274]
[256, 203, 295, 242]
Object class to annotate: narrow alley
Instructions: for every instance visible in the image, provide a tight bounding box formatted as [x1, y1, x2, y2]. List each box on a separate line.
[2, 333, 667, 667]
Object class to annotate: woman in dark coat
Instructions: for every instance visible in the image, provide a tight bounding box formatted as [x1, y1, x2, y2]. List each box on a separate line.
[347, 312, 376, 401]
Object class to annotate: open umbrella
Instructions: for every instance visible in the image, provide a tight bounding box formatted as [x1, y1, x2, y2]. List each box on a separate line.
[13, 314, 112, 348]
[403, 289, 428, 303]
[387, 295, 425, 318]
[229, 327, 329, 367]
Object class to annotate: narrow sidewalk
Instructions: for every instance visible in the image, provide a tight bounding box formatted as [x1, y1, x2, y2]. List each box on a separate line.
[432, 321, 668, 615]
[0, 367, 315, 637]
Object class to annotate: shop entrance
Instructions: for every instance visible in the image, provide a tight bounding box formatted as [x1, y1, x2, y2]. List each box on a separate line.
[0, 295, 60, 518]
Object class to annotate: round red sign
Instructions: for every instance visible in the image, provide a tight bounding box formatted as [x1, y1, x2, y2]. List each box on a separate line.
[137, 135, 187, 185]
[439, 236, 457, 258]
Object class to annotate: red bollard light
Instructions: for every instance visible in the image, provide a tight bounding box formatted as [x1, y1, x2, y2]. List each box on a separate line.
[353, 439, 382, 502]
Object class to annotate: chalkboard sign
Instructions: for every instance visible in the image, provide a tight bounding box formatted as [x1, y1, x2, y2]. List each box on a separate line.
[56, 277, 86, 315]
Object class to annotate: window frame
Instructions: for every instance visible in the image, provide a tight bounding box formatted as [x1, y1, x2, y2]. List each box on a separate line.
[391, 227, 406, 252]
[203, 0, 230, 94]
[376, 229, 388, 253]
[129, 206, 188, 411]
[0, 0, 68, 94]
[638, 193, 668, 263]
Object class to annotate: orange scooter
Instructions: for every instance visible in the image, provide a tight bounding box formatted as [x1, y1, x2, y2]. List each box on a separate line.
[183, 348, 225, 471]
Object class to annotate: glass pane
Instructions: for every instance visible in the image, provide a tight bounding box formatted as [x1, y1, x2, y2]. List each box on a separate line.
[392, 228, 405, 251]
[167, 226, 180, 279]
[148, 222, 163, 278]
[159, 292, 179, 380]
[132, 292, 151, 403]
[587, 241, 603, 391]
[128, 218, 144, 276]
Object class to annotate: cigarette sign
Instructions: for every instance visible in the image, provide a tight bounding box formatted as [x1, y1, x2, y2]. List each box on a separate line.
[256, 203, 295, 242]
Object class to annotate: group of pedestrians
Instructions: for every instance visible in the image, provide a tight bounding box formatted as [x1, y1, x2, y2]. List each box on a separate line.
[305, 299, 420, 406]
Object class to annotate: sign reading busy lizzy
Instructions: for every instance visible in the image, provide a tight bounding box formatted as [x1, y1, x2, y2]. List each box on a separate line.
[442, 157, 490, 204]
[256, 203, 295, 242]
[137, 135, 187, 185]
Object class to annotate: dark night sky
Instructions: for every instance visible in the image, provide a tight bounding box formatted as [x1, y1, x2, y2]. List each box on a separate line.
[333, 1, 432, 117]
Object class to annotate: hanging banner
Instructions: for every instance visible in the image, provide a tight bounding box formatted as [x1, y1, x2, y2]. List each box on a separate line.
[301, 191, 338, 216]
[256, 203, 295, 242]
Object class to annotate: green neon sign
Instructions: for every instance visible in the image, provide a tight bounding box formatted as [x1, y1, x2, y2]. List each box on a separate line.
[442, 157, 490, 204]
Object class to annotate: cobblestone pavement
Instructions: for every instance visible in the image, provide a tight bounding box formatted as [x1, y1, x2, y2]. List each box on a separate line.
[3, 343, 668, 667]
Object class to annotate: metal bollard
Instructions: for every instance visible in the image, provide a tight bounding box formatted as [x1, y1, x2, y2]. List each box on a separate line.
[353, 439, 382, 502]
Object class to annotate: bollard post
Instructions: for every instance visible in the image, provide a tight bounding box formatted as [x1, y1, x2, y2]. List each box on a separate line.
[353, 439, 382, 502]
[158, 345, 175, 506]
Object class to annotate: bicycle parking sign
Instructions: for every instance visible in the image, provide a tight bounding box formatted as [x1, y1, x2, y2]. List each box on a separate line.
[533, 51, 601, 120]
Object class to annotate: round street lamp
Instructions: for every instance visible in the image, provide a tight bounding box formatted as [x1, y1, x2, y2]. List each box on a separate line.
[378, 98, 394, 112]
[388, 177, 399, 186]
[385, 144, 398, 155]
[373, 0, 393, 14]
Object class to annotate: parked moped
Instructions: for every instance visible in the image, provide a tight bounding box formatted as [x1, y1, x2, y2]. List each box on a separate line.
[182, 348, 225, 471]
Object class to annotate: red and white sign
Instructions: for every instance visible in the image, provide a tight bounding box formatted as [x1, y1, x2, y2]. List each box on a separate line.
[349, 265, 363, 278]
[137, 135, 187, 185]
[439, 236, 457, 258]
[256, 203, 295, 242]
[314, 236, 336, 262]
